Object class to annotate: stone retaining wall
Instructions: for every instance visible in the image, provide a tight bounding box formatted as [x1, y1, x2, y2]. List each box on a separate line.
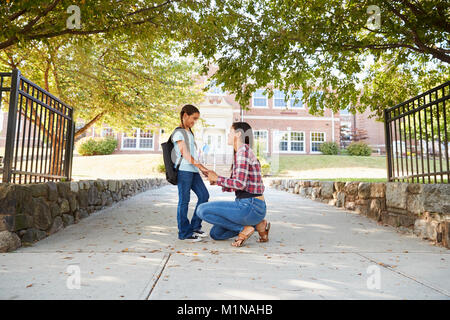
[270, 179, 450, 249]
[0, 178, 168, 252]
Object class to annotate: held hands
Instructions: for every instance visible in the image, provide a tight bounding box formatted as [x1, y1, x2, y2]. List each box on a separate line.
[207, 170, 218, 185]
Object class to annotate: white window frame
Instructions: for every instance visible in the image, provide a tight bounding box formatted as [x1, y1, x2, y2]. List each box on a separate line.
[273, 89, 305, 109]
[253, 129, 269, 153]
[277, 131, 305, 154]
[290, 90, 304, 109]
[310, 131, 326, 154]
[206, 80, 226, 96]
[100, 127, 117, 138]
[121, 128, 154, 151]
[252, 89, 269, 108]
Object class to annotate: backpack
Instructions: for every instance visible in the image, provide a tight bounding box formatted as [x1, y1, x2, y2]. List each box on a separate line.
[161, 127, 189, 185]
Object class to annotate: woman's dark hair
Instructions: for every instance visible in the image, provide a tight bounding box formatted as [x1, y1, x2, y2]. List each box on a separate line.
[230, 122, 255, 172]
[231, 122, 254, 146]
[180, 104, 200, 134]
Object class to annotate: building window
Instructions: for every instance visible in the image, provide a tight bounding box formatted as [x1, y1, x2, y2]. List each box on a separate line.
[122, 128, 154, 150]
[207, 80, 225, 95]
[122, 129, 138, 149]
[253, 130, 268, 153]
[139, 129, 154, 149]
[278, 131, 304, 153]
[290, 90, 303, 109]
[274, 90, 288, 108]
[101, 127, 115, 137]
[311, 132, 325, 152]
[273, 90, 304, 109]
[252, 89, 268, 108]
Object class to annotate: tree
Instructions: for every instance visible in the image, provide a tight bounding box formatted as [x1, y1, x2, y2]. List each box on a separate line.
[179, 0, 449, 117]
[0, 0, 187, 50]
[0, 36, 203, 139]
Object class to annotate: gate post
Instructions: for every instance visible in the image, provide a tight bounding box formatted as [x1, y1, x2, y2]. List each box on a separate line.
[3, 69, 20, 183]
[384, 108, 393, 182]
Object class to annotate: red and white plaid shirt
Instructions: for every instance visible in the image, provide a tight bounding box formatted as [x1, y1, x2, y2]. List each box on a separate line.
[217, 144, 265, 194]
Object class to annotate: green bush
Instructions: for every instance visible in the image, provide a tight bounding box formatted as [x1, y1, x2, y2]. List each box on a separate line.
[319, 141, 339, 155]
[76, 136, 118, 156]
[346, 142, 372, 156]
[157, 163, 166, 173]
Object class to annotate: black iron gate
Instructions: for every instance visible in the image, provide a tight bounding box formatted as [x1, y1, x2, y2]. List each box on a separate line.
[384, 81, 449, 183]
[0, 69, 75, 184]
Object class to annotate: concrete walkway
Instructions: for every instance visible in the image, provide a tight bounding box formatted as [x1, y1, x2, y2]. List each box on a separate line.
[0, 184, 449, 300]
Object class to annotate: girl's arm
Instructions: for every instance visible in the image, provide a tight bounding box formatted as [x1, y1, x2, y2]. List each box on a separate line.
[176, 140, 208, 174]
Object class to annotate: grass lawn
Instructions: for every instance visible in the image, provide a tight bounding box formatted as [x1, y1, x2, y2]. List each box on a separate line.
[71, 153, 164, 180]
[270, 155, 388, 180]
[276, 155, 387, 172]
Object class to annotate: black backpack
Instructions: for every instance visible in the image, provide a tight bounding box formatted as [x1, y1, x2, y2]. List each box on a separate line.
[161, 127, 188, 185]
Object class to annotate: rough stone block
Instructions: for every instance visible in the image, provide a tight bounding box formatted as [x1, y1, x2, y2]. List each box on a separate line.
[48, 216, 63, 235]
[21, 228, 47, 244]
[344, 182, 359, 196]
[320, 182, 334, 199]
[422, 184, 450, 214]
[47, 182, 58, 201]
[32, 198, 52, 231]
[62, 214, 74, 227]
[370, 183, 386, 198]
[0, 231, 21, 252]
[386, 182, 408, 210]
[334, 181, 345, 192]
[357, 183, 371, 199]
[60, 199, 70, 214]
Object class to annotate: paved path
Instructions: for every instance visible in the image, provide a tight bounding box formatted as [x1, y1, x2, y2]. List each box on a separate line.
[0, 184, 449, 300]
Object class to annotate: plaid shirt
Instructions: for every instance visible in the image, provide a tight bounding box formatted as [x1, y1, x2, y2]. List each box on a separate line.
[217, 144, 265, 194]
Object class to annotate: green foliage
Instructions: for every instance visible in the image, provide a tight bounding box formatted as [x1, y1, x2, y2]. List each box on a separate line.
[76, 136, 118, 156]
[157, 163, 166, 173]
[179, 0, 449, 117]
[258, 157, 271, 176]
[346, 142, 372, 156]
[319, 142, 339, 155]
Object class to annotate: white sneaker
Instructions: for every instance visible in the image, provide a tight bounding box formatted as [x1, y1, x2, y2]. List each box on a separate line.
[185, 235, 203, 242]
[193, 230, 208, 238]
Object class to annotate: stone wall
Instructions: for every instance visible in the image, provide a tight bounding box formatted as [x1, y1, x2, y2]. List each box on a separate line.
[270, 179, 450, 249]
[0, 178, 168, 252]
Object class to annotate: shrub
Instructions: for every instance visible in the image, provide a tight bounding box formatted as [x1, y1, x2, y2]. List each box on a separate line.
[76, 136, 118, 156]
[346, 142, 372, 156]
[258, 157, 271, 175]
[157, 163, 166, 173]
[319, 141, 339, 155]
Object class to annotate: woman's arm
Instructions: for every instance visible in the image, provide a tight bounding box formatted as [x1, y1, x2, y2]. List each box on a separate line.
[209, 148, 249, 190]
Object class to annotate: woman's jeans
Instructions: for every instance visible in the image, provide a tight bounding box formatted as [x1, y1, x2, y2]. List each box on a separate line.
[176, 170, 209, 239]
[197, 197, 266, 240]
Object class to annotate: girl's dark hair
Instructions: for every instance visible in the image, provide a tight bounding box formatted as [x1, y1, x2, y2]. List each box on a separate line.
[180, 104, 200, 134]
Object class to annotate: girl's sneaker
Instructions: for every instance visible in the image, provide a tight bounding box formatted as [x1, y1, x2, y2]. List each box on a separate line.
[193, 230, 208, 238]
[185, 235, 203, 242]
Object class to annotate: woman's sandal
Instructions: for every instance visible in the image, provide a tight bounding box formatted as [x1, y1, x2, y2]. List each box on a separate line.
[232, 226, 255, 247]
[256, 219, 270, 243]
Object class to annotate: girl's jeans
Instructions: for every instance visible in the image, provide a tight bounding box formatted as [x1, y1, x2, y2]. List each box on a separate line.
[197, 197, 266, 240]
[176, 170, 209, 239]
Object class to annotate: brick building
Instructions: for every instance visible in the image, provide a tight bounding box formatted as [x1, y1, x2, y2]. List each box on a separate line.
[0, 73, 386, 163]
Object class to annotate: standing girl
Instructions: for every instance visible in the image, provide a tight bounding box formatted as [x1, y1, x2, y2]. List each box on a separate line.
[196, 122, 270, 247]
[172, 104, 210, 242]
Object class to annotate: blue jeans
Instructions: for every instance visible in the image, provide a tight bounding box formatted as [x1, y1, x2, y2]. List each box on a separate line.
[197, 197, 266, 240]
[176, 170, 209, 239]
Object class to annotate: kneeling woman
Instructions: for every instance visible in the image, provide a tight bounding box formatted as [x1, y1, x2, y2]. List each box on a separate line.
[196, 122, 270, 247]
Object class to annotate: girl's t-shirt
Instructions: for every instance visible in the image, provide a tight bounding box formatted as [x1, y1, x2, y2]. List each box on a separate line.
[172, 129, 199, 173]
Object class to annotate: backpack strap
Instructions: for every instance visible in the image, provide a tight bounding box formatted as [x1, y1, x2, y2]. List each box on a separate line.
[170, 127, 184, 169]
